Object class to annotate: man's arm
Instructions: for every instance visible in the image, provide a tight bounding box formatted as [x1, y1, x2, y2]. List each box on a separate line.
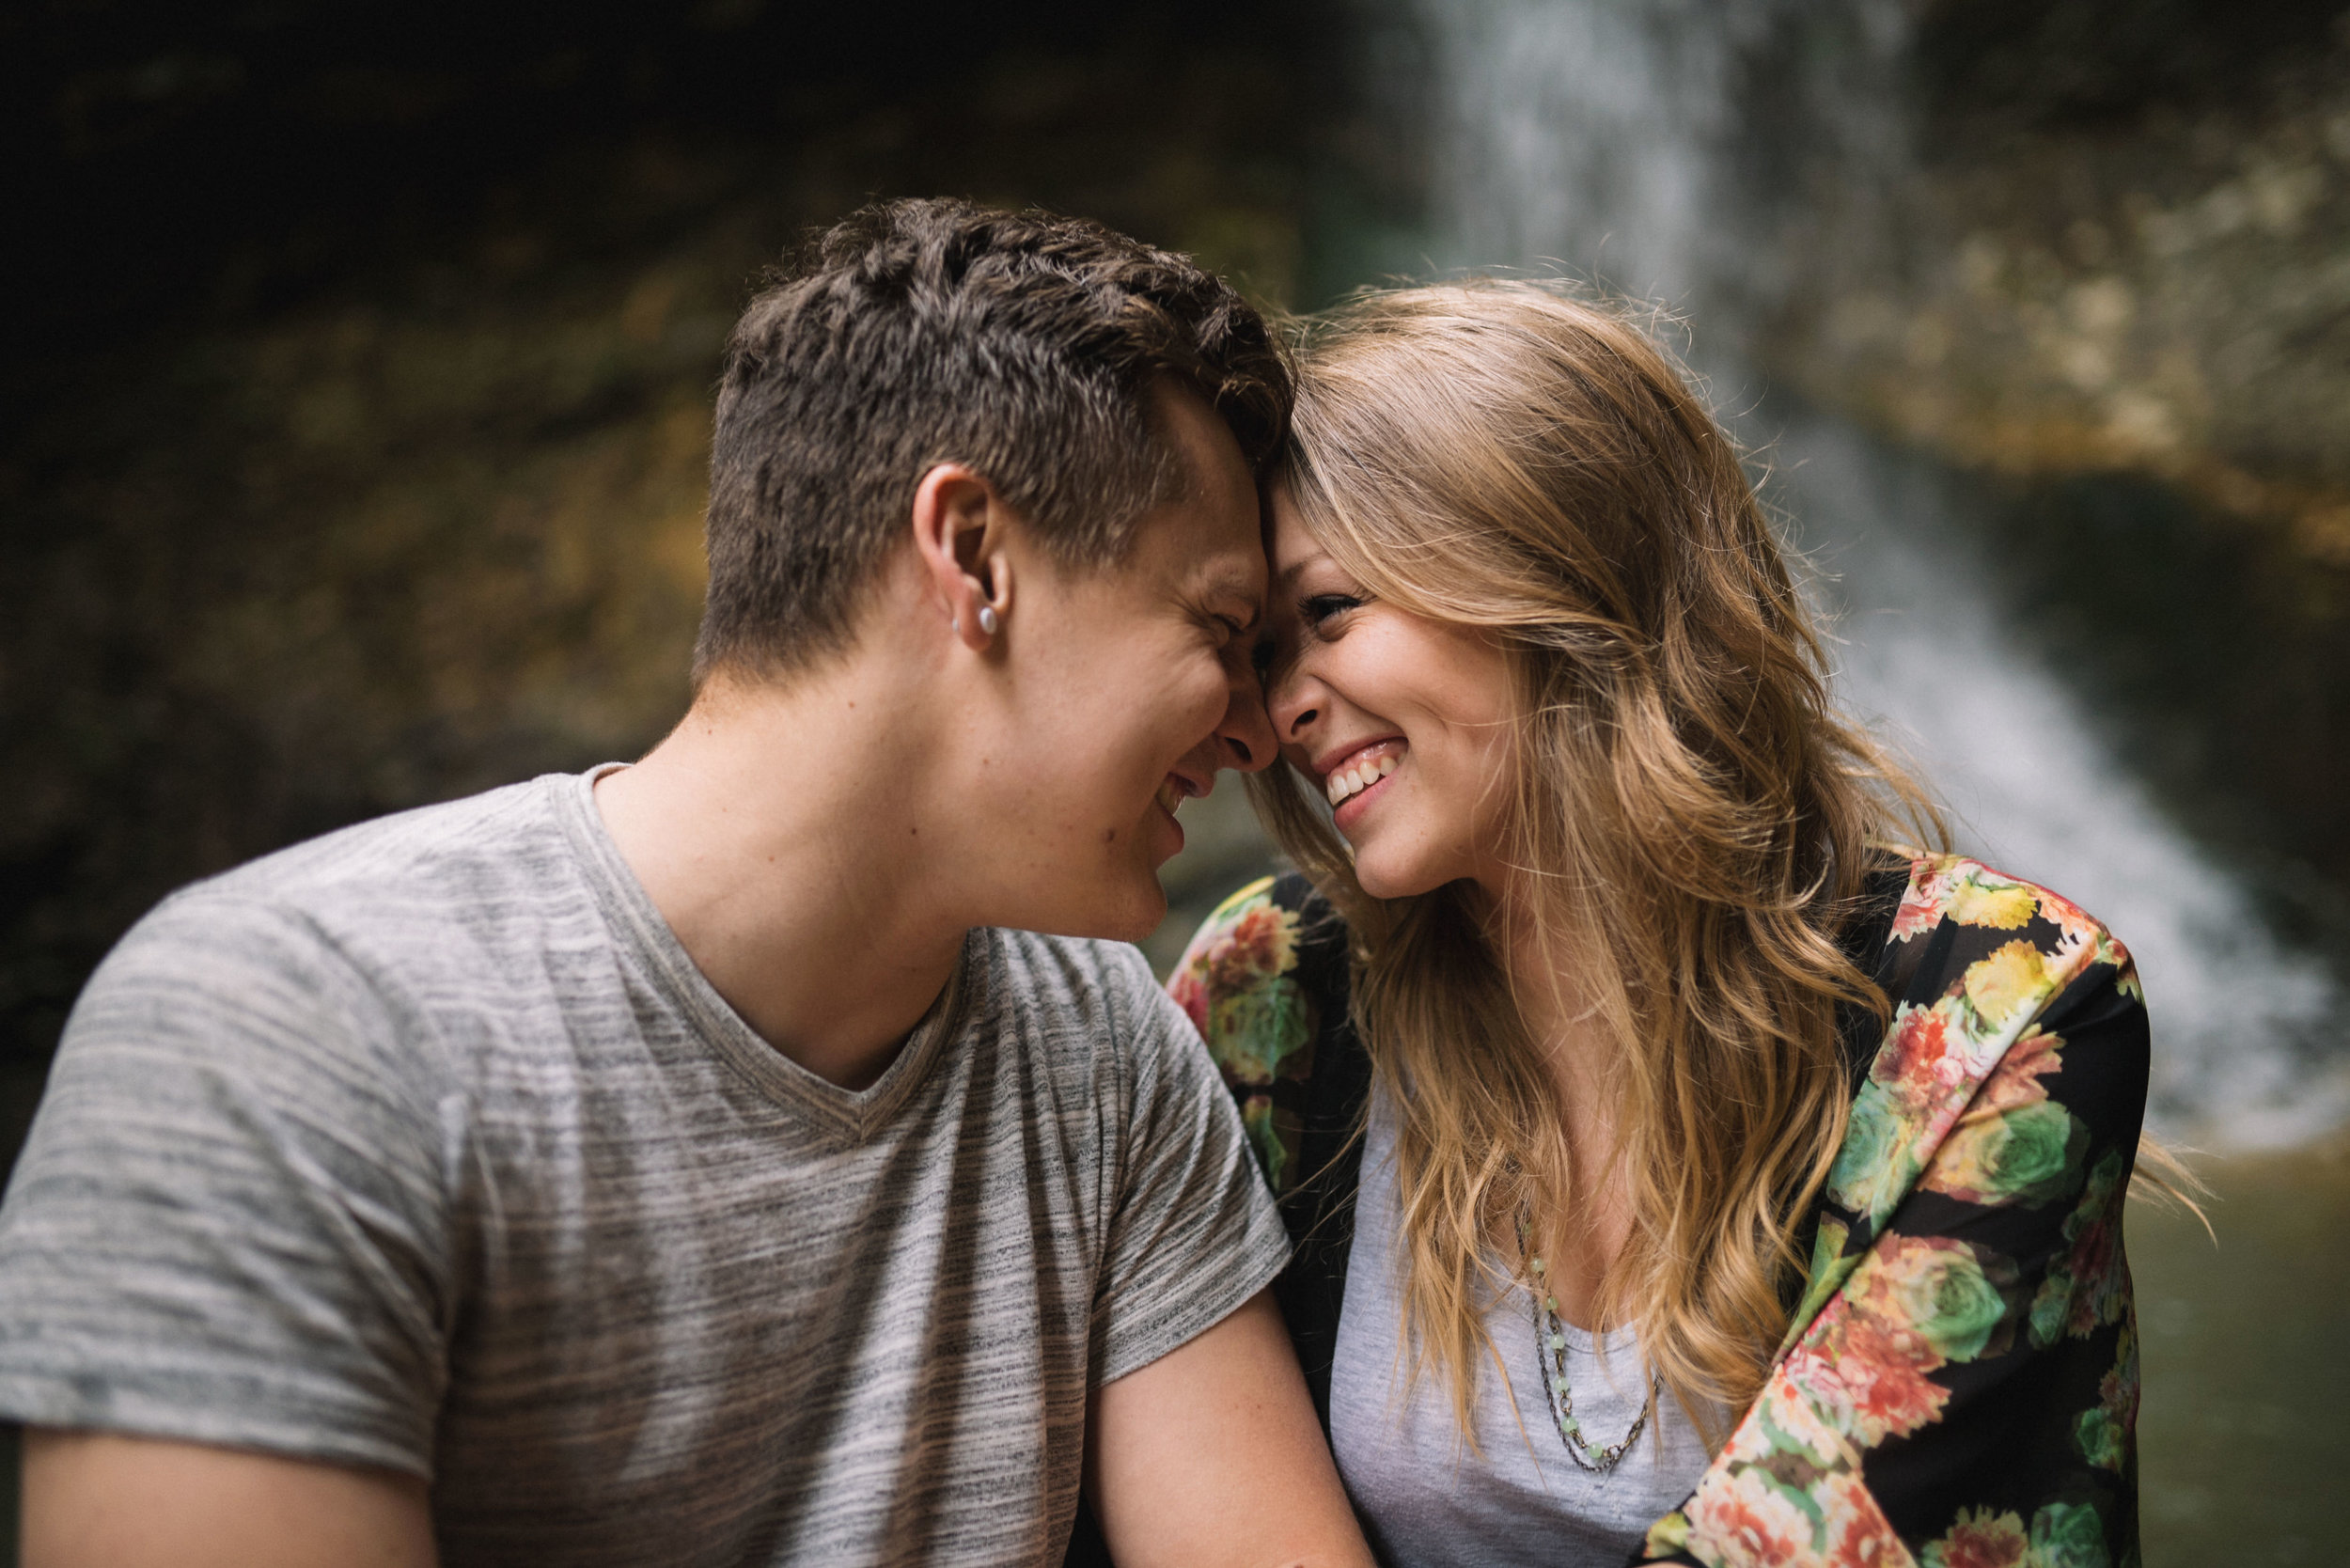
[1085, 1291, 1372, 1568]
[22, 1430, 436, 1568]
[0, 897, 455, 1544]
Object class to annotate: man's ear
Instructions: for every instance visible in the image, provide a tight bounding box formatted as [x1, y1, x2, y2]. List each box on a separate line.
[909, 463, 1016, 652]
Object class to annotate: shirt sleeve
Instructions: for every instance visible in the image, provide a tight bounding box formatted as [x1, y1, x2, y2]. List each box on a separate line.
[0, 889, 457, 1478]
[1089, 946, 1292, 1388]
[1640, 932, 2152, 1567]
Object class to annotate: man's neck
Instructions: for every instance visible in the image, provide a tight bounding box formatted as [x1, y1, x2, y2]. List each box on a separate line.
[591, 663, 972, 1091]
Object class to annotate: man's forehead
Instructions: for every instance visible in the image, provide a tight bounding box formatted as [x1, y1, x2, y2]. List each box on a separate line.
[1152, 381, 1254, 497]
[1110, 469, 1263, 604]
[1127, 380, 1265, 601]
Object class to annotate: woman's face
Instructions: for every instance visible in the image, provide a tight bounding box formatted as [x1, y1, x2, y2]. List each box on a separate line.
[1264, 487, 1518, 899]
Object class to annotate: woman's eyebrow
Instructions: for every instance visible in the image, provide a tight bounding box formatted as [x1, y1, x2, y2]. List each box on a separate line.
[1277, 552, 1330, 588]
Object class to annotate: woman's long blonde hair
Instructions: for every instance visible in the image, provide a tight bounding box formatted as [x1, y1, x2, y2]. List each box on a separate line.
[1251, 278, 1949, 1441]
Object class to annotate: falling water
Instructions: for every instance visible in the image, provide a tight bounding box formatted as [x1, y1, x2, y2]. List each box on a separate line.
[1405, 0, 2348, 1147]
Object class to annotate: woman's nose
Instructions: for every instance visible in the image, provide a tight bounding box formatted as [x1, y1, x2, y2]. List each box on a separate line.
[1267, 665, 1322, 746]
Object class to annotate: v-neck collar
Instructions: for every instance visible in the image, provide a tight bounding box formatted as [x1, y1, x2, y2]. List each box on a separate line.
[552, 765, 976, 1143]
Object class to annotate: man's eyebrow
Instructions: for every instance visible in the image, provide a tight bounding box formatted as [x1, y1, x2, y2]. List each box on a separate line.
[1203, 564, 1260, 602]
[1195, 561, 1264, 608]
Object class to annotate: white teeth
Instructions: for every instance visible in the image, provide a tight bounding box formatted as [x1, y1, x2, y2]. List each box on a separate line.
[1324, 752, 1400, 808]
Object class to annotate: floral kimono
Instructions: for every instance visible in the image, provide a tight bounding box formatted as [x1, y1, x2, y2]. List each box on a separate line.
[1167, 854, 2148, 1568]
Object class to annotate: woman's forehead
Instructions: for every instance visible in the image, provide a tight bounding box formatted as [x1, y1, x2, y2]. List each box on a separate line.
[1266, 488, 1322, 565]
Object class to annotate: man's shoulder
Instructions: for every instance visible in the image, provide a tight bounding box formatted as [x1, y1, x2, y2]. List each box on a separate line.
[190, 775, 572, 914]
[973, 928, 1165, 1027]
[966, 926, 1230, 1089]
[91, 774, 590, 1023]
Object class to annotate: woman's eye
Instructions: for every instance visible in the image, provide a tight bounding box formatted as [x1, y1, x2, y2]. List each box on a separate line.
[1302, 593, 1364, 628]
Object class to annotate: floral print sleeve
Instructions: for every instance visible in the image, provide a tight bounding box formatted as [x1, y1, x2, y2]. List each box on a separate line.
[1165, 875, 1319, 1195]
[1639, 855, 2151, 1568]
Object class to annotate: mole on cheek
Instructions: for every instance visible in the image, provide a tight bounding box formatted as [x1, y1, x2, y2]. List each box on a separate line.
[1104, 827, 1118, 842]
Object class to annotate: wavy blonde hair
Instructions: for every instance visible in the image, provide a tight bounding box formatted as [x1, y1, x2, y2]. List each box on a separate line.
[1249, 279, 1948, 1442]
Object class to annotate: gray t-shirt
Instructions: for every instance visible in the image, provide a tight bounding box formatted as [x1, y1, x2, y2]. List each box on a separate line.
[1329, 1091, 1716, 1567]
[0, 770, 1288, 1566]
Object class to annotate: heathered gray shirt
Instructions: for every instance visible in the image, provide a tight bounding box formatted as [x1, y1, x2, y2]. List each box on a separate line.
[0, 770, 1289, 1566]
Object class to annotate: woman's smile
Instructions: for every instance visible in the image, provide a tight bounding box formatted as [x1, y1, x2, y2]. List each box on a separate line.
[1317, 739, 1405, 826]
[1266, 488, 1517, 900]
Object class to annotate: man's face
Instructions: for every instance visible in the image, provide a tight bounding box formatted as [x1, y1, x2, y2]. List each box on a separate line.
[979, 384, 1277, 941]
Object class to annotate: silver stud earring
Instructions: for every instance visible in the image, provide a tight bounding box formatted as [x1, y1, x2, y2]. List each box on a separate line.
[978, 604, 999, 635]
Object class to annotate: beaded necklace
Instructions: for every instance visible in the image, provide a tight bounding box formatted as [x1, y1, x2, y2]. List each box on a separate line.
[1516, 1208, 1656, 1473]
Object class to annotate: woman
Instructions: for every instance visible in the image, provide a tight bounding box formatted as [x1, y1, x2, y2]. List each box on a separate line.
[1168, 280, 2181, 1568]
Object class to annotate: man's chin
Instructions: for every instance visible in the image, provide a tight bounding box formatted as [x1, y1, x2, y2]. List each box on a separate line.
[1109, 851, 1176, 943]
[1094, 877, 1170, 946]
[1147, 798, 1186, 864]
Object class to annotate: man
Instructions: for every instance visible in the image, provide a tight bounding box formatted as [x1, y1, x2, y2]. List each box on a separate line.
[0, 199, 1371, 1568]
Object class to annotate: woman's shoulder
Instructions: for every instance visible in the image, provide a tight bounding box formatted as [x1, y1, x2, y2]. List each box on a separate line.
[1187, 870, 1340, 929]
[1823, 850, 2149, 1235]
[1164, 874, 1360, 1181]
[1166, 873, 1349, 1048]
[1873, 848, 2138, 1006]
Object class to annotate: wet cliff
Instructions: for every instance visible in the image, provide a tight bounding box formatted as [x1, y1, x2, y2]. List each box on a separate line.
[6, 0, 2346, 1078]
[0, 2, 1320, 1066]
[1763, 0, 2350, 927]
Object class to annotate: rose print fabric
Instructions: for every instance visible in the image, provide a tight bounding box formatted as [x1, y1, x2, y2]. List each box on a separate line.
[1168, 855, 2149, 1568]
[1167, 885, 1317, 1195]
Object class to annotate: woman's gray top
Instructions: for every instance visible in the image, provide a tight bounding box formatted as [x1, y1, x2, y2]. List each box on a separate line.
[1328, 1090, 1718, 1567]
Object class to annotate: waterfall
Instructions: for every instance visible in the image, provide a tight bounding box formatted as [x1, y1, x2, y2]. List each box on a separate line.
[1403, 0, 2348, 1146]
[1780, 417, 2348, 1147]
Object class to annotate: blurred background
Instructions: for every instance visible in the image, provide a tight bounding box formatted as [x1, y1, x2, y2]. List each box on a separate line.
[3, 0, 2346, 1560]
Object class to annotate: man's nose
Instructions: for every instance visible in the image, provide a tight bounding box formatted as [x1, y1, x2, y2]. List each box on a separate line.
[1214, 677, 1278, 774]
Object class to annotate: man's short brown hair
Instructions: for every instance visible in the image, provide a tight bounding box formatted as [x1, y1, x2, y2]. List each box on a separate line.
[694, 197, 1292, 682]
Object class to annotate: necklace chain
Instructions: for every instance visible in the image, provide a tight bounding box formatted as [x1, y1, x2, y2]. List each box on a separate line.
[1517, 1208, 1655, 1473]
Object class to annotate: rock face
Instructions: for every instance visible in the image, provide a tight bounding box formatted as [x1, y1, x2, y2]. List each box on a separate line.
[1755, 0, 2350, 909]
[1773, 2, 2350, 564]
[0, 6, 1311, 1060]
[8, 0, 2346, 1071]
